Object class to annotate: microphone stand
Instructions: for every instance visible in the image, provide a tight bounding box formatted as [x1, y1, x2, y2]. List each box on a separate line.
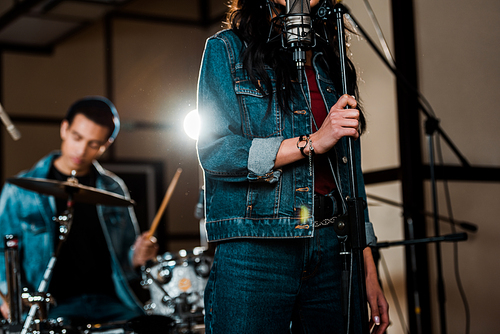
[425, 117, 448, 334]
[366, 193, 478, 233]
[339, 5, 473, 334]
[375, 232, 468, 249]
[333, 4, 369, 333]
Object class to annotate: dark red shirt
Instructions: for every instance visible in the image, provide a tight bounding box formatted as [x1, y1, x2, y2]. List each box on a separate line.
[306, 65, 336, 195]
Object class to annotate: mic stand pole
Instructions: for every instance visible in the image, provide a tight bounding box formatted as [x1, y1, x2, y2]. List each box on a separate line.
[375, 232, 468, 249]
[334, 4, 369, 333]
[20, 194, 74, 334]
[338, 6, 472, 333]
[366, 193, 478, 233]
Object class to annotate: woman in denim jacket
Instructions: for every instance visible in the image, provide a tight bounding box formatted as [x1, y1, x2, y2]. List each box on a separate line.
[197, 0, 389, 333]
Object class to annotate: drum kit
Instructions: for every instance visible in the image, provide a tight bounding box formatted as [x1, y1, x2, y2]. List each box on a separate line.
[0, 174, 211, 334]
[141, 248, 210, 334]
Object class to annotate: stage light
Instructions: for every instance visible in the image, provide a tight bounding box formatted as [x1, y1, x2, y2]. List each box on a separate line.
[183, 109, 200, 140]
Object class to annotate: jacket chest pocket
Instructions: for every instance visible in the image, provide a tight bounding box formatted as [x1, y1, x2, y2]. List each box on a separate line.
[234, 72, 283, 138]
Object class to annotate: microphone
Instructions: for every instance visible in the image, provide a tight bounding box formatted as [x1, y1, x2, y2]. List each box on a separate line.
[285, 0, 313, 82]
[0, 102, 21, 141]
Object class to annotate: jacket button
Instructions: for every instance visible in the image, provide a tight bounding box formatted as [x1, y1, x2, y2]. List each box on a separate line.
[342, 156, 348, 164]
[326, 86, 333, 93]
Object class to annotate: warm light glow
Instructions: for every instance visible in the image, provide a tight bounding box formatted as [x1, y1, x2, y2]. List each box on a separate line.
[300, 205, 310, 224]
[183, 109, 200, 140]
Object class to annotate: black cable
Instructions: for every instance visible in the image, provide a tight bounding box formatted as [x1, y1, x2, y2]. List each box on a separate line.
[435, 135, 471, 334]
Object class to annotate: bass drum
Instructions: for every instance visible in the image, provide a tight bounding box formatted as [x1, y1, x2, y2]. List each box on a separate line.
[142, 247, 211, 334]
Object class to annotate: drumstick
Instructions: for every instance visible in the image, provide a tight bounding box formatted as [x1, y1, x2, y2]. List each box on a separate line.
[146, 168, 182, 239]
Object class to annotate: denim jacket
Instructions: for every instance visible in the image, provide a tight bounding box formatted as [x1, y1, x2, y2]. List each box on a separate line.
[197, 29, 376, 245]
[0, 151, 143, 313]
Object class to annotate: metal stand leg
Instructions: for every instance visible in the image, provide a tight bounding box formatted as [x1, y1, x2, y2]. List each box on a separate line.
[20, 198, 74, 334]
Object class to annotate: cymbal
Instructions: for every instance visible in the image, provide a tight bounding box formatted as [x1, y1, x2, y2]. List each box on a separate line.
[7, 177, 135, 207]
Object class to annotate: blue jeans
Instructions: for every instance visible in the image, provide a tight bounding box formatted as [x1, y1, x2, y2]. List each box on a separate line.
[48, 294, 143, 325]
[204, 226, 362, 334]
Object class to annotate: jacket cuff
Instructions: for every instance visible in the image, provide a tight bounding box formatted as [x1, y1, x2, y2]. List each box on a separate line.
[365, 221, 377, 246]
[247, 137, 283, 183]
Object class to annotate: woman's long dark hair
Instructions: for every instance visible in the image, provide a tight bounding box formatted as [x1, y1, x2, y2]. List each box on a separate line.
[225, 0, 366, 133]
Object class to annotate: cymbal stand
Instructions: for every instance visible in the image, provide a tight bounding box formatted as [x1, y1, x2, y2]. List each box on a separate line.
[20, 193, 75, 334]
[4, 235, 23, 325]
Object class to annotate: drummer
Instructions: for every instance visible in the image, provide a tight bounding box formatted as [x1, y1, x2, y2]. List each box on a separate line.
[0, 96, 158, 325]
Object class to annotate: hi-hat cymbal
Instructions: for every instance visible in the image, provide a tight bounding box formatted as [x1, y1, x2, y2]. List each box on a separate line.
[7, 177, 135, 207]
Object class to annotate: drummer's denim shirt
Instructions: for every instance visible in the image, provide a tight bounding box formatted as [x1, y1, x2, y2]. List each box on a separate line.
[0, 151, 143, 313]
[197, 29, 376, 244]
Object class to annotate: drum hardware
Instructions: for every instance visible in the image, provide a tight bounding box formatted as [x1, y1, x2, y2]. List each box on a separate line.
[140, 267, 173, 308]
[1, 221, 71, 334]
[81, 320, 131, 334]
[78, 315, 175, 334]
[192, 258, 210, 279]
[4, 174, 174, 334]
[5, 173, 87, 334]
[3, 235, 22, 325]
[19, 205, 73, 334]
[141, 247, 210, 334]
[25, 317, 69, 334]
[4, 172, 139, 333]
[21, 289, 55, 322]
[4, 174, 188, 333]
[1, 317, 77, 334]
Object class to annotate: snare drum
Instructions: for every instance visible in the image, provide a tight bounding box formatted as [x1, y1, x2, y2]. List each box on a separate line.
[141, 247, 211, 333]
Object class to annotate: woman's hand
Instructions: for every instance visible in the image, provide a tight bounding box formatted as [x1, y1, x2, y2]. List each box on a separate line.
[274, 94, 360, 168]
[364, 247, 390, 334]
[310, 94, 360, 155]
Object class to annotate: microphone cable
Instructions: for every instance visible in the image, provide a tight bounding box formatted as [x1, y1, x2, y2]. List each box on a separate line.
[435, 131, 471, 334]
